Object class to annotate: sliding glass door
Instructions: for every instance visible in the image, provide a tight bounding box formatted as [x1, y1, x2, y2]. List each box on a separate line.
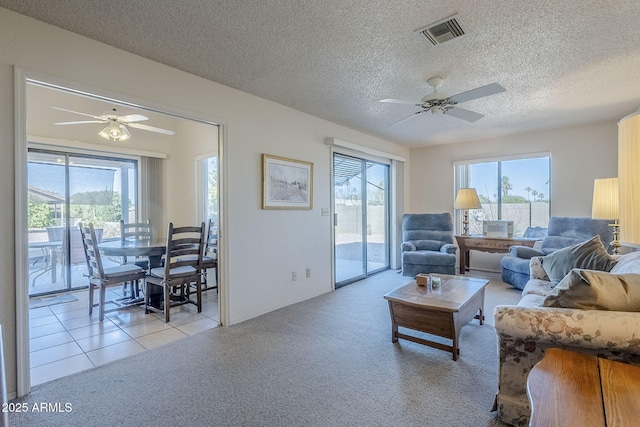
[27, 148, 138, 296]
[333, 154, 389, 287]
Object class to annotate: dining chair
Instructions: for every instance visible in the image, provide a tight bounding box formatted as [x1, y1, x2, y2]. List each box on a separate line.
[202, 219, 218, 291]
[173, 218, 217, 291]
[202, 219, 218, 292]
[119, 219, 152, 266]
[48, 225, 104, 280]
[120, 219, 152, 297]
[145, 222, 206, 322]
[79, 222, 147, 321]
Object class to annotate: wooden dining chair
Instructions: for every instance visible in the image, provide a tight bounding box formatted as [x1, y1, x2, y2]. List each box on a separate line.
[120, 219, 152, 297]
[145, 222, 206, 322]
[200, 218, 218, 291]
[119, 219, 152, 267]
[172, 218, 217, 291]
[79, 222, 147, 321]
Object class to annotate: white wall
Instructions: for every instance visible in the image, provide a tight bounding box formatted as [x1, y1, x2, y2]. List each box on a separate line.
[409, 122, 619, 270]
[0, 8, 410, 398]
[163, 120, 219, 227]
[410, 122, 618, 214]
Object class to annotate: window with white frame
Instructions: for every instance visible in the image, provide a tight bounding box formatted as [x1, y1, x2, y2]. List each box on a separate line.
[195, 154, 218, 227]
[454, 154, 551, 237]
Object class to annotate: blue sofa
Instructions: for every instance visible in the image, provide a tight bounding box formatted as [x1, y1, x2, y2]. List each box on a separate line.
[401, 213, 457, 277]
[500, 216, 614, 289]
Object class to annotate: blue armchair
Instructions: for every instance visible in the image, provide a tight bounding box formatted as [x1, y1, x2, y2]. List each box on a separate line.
[500, 216, 614, 289]
[401, 213, 457, 277]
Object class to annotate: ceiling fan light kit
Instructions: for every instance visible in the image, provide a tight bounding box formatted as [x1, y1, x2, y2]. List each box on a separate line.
[99, 121, 130, 141]
[380, 76, 506, 126]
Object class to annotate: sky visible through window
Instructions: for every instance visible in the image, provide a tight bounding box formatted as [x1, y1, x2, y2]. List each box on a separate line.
[28, 162, 117, 196]
[469, 157, 549, 202]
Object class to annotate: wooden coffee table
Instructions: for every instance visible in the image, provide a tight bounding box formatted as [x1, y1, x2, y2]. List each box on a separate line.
[383, 274, 489, 360]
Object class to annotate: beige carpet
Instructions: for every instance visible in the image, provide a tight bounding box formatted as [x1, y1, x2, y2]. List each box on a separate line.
[11, 269, 518, 427]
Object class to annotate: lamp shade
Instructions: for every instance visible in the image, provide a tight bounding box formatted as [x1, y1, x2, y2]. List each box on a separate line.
[454, 188, 481, 210]
[618, 110, 640, 246]
[591, 177, 619, 220]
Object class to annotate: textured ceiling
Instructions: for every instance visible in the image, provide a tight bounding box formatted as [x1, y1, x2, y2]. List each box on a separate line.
[2, 0, 640, 148]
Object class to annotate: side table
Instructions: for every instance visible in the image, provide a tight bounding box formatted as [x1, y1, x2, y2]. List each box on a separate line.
[454, 235, 537, 274]
[527, 348, 640, 426]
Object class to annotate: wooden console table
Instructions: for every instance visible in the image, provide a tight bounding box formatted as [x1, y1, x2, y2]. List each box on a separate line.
[454, 235, 537, 274]
[527, 348, 640, 427]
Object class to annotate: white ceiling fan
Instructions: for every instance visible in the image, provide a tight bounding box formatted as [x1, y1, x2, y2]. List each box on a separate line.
[52, 107, 175, 141]
[380, 77, 506, 126]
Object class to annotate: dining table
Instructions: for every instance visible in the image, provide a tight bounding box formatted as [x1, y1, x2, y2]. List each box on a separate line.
[98, 237, 167, 269]
[98, 238, 168, 307]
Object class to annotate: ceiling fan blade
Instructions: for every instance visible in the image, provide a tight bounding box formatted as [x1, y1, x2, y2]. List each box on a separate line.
[118, 114, 148, 123]
[127, 122, 175, 135]
[444, 107, 485, 122]
[448, 83, 506, 104]
[120, 124, 132, 138]
[54, 120, 108, 125]
[387, 110, 426, 127]
[51, 106, 104, 120]
[380, 98, 421, 106]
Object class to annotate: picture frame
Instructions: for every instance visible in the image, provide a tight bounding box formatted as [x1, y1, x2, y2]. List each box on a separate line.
[262, 154, 313, 209]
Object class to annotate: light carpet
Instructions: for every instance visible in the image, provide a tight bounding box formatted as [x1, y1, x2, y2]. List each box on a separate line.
[11, 270, 520, 427]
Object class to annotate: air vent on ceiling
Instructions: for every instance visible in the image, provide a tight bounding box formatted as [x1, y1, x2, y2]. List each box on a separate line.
[416, 14, 466, 45]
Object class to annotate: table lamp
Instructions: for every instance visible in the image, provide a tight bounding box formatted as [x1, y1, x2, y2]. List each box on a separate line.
[455, 188, 481, 235]
[591, 177, 620, 254]
[618, 108, 640, 248]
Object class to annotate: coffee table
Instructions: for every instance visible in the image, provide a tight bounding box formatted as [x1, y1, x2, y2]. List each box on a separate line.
[383, 274, 489, 360]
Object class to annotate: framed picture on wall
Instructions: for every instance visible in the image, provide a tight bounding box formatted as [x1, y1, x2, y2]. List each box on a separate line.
[262, 154, 313, 209]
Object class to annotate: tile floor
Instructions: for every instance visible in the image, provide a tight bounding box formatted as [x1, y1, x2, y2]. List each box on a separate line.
[29, 285, 219, 386]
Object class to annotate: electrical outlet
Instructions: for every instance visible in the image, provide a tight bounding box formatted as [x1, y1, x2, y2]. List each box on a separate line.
[292, 271, 297, 281]
[306, 268, 311, 278]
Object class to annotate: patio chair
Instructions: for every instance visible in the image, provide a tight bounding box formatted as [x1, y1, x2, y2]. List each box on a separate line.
[145, 222, 206, 322]
[47, 225, 103, 280]
[79, 222, 146, 321]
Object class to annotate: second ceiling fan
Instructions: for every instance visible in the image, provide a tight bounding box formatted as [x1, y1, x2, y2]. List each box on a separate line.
[52, 107, 175, 141]
[380, 77, 506, 126]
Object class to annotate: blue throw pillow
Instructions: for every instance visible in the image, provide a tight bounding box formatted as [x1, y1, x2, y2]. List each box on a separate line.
[541, 236, 617, 284]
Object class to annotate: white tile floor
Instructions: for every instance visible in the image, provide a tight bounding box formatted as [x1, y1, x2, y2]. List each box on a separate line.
[29, 285, 219, 386]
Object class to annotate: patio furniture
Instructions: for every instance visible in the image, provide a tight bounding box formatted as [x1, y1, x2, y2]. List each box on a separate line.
[79, 222, 146, 321]
[28, 240, 62, 286]
[145, 222, 206, 322]
[47, 225, 103, 280]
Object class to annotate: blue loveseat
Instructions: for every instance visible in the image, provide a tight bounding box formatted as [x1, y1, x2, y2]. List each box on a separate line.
[401, 213, 457, 277]
[500, 216, 614, 289]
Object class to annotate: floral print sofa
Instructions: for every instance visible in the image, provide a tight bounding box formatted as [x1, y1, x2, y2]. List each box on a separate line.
[493, 251, 640, 426]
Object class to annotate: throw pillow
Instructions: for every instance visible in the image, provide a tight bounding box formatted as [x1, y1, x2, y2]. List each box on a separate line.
[543, 269, 640, 311]
[541, 236, 617, 284]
